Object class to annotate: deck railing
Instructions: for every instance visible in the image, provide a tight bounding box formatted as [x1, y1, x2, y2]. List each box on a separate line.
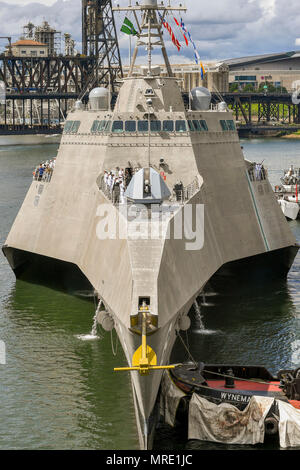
[248, 165, 268, 182]
[98, 174, 201, 206]
[33, 168, 54, 183]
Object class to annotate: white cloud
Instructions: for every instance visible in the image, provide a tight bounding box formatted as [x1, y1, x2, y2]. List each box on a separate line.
[3, 0, 56, 3]
[0, 0, 298, 63]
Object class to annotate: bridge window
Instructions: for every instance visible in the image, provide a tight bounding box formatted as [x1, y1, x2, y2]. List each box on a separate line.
[112, 121, 124, 133]
[104, 121, 111, 132]
[220, 120, 228, 131]
[91, 120, 107, 133]
[220, 120, 236, 131]
[64, 121, 74, 133]
[193, 120, 202, 131]
[64, 120, 81, 133]
[199, 120, 208, 131]
[91, 120, 99, 133]
[98, 120, 107, 132]
[187, 120, 195, 131]
[150, 120, 161, 132]
[71, 121, 81, 133]
[226, 120, 236, 131]
[163, 120, 174, 132]
[176, 120, 187, 132]
[125, 120, 136, 132]
[138, 120, 148, 132]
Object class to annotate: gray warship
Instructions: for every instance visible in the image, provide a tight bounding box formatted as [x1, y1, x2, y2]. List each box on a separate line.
[2, 0, 299, 450]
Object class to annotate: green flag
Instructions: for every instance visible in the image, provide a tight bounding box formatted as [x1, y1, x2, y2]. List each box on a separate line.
[121, 17, 138, 36]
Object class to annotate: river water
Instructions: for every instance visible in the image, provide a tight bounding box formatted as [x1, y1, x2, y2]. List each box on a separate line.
[0, 138, 299, 450]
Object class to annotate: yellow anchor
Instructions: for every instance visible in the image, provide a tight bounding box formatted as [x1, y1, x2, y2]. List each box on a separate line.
[114, 311, 177, 375]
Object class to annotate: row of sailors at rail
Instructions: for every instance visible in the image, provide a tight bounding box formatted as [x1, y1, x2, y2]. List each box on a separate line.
[248, 163, 267, 182]
[33, 158, 56, 182]
[103, 168, 128, 204]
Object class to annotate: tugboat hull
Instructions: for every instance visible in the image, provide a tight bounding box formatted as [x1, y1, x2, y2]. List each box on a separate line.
[160, 363, 300, 447]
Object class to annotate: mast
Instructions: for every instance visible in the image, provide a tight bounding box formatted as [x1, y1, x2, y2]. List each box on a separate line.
[113, 0, 186, 77]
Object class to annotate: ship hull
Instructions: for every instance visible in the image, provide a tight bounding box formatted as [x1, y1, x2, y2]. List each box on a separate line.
[3, 243, 298, 294]
[2, 246, 94, 295]
[2, 68, 300, 451]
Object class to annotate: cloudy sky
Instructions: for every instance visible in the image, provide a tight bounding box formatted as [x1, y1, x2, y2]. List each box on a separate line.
[0, 0, 298, 64]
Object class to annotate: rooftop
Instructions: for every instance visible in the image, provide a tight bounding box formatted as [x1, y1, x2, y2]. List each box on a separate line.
[223, 51, 300, 67]
[11, 39, 47, 47]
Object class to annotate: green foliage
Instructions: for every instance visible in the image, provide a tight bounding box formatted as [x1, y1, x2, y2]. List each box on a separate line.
[229, 83, 239, 92]
[243, 83, 255, 92]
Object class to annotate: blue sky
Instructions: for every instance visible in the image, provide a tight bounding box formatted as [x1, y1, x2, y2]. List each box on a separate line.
[0, 0, 298, 64]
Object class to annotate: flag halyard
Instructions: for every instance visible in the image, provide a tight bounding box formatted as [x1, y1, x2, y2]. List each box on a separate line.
[158, 12, 181, 52]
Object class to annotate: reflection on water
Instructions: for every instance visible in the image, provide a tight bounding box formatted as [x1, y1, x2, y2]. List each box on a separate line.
[0, 139, 300, 450]
[0, 281, 137, 450]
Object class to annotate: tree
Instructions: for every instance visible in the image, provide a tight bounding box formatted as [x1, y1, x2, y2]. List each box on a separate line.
[258, 81, 276, 93]
[243, 83, 255, 92]
[229, 83, 239, 92]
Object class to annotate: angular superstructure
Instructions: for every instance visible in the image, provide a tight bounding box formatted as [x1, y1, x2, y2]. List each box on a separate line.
[2, 1, 299, 449]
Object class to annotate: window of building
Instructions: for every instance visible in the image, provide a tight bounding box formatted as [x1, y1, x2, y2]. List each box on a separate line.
[112, 121, 124, 133]
[163, 120, 174, 132]
[150, 120, 161, 132]
[175, 120, 187, 132]
[235, 75, 256, 82]
[40, 51, 45, 55]
[125, 121, 136, 132]
[138, 120, 148, 132]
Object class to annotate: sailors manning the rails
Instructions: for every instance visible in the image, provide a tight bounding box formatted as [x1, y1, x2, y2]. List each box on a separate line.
[33, 158, 56, 182]
[102, 167, 132, 204]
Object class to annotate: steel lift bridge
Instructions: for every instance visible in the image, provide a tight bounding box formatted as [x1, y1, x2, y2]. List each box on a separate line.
[0, 1, 123, 135]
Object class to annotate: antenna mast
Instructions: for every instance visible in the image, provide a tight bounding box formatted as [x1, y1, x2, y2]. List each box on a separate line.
[113, 0, 186, 77]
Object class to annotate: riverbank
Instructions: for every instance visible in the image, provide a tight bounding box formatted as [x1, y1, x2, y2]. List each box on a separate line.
[281, 131, 300, 139]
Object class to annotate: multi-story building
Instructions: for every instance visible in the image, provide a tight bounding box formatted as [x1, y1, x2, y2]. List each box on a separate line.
[224, 51, 300, 92]
[6, 39, 48, 57]
[122, 62, 229, 93]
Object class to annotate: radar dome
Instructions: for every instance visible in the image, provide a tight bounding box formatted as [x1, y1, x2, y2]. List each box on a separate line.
[190, 87, 211, 111]
[89, 87, 109, 111]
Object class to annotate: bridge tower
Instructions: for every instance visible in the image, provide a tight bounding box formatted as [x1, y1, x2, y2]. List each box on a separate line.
[82, 0, 123, 91]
